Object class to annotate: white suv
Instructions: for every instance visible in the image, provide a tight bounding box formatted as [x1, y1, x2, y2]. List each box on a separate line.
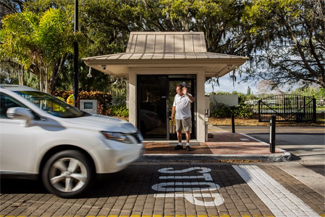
[0, 84, 143, 197]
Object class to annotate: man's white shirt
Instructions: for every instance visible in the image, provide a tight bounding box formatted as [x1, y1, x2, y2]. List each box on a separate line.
[173, 93, 193, 120]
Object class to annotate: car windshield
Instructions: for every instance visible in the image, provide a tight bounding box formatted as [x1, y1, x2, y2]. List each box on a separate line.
[15, 91, 89, 118]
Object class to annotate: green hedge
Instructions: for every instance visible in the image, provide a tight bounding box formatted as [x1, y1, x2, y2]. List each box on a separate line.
[210, 103, 253, 118]
[106, 105, 129, 117]
[52, 90, 112, 111]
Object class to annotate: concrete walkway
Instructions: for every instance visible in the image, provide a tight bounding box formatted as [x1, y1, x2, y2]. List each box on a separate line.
[141, 125, 291, 162]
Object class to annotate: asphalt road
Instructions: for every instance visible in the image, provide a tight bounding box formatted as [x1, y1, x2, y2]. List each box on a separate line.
[216, 126, 325, 174]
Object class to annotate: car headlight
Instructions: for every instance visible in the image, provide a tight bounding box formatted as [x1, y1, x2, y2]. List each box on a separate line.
[101, 131, 132, 144]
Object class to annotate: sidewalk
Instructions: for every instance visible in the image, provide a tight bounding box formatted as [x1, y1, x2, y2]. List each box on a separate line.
[141, 125, 291, 162]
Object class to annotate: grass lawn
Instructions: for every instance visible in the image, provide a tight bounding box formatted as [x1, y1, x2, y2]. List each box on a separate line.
[114, 114, 325, 127]
[209, 114, 325, 127]
[317, 107, 325, 112]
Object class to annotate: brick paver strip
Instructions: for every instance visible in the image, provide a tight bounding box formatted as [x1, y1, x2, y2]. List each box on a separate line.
[0, 193, 26, 215]
[5, 193, 36, 216]
[144, 142, 212, 154]
[144, 132, 285, 155]
[18, 193, 50, 216]
[260, 165, 325, 215]
[233, 165, 320, 216]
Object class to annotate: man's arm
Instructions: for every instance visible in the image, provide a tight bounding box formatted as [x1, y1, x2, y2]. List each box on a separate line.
[186, 93, 195, 102]
[182, 87, 195, 102]
[171, 106, 176, 120]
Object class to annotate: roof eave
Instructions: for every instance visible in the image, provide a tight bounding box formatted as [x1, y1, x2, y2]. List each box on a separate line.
[83, 57, 248, 66]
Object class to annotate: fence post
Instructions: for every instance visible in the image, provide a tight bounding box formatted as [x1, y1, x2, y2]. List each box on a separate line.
[313, 97, 316, 123]
[258, 100, 261, 122]
[303, 96, 305, 116]
[231, 114, 235, 133]
[269, 115, 276, 153]
[283, 96, 286, 119]
[296, 96, 299, 113]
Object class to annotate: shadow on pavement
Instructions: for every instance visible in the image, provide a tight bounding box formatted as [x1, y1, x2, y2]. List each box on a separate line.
[1, 164, 248, 198]
[0, 179, 47, 194]
[302, 165, 325, 176]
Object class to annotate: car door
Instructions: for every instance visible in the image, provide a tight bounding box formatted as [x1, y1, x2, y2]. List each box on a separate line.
[0, 93, 38, 173]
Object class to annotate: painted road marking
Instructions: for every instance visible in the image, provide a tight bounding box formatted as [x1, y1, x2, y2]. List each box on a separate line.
[158, 167, 211, 173]
[233, 165, 319, 217]
[152, 167, 224, 206]
[154, 193, 225, 207]
[159, 173, 213, 181]
[152, 181, 220, 192]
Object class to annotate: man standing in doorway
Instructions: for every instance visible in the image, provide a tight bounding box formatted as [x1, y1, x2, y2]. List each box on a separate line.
[171, 83, 195, 151]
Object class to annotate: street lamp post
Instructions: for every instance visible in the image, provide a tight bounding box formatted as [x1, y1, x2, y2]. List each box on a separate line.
[73, 0, 79, 107]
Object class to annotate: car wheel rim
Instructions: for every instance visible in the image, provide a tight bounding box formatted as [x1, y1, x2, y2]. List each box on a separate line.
[49, 157, 88, 193]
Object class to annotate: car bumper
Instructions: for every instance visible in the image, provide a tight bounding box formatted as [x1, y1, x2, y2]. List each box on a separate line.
[94, 140, 143, 174]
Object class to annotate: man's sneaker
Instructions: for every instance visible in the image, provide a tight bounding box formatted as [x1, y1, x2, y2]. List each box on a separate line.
[186, 146, 191, 151]
[174, 145, 183, 150]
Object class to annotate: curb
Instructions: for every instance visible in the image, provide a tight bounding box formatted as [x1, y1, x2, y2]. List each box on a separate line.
[139, 153, 290, 162]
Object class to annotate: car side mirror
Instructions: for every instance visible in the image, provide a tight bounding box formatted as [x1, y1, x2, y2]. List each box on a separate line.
[7, 107, 34, 125]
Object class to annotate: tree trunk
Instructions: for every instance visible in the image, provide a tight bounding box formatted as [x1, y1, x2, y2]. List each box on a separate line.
[39, 69, 43, 92]
[45, 66, 48, 93]
[21, 67, 24, 86]
[40, 68, 46, 92]
[50, 54, 67, 93]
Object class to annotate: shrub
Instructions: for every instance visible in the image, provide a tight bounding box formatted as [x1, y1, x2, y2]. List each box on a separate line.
[106, 105, 129, 117]
[210, 103, 253, 118]
[111, 96, 126, 105]
[210, 103, 232, 118]
[234, 104, 254, 118]
[52, 90, 112, 111]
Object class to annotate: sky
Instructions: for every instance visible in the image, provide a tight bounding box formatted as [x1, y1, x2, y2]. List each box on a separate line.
[205, 75, 258, 95]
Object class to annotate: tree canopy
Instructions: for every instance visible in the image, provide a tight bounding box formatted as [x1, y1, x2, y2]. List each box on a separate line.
[242, 0, 325, 88]
[0, 5, 85, 92]
[0, 0, 324, 93]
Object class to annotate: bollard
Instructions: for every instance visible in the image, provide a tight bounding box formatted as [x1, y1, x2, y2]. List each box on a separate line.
[269, 115, 276, 153]
[205, 109, 209, 141]
[231, 114, 235, 133]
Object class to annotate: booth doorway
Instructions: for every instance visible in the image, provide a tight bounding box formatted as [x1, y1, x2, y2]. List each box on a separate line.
[137, 75, 196, 140]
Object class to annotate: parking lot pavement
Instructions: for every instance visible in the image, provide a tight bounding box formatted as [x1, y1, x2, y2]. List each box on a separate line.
[1, 162, 324, 217]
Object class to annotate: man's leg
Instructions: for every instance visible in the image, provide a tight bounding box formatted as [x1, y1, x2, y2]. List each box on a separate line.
[185, 131, 191, 151]
[185, 131, 191, 143]
[175, 119, 183, 150]
[183, 117, 192, 151]
[177, 131, 182, 143]
[176, 119, 182, 143]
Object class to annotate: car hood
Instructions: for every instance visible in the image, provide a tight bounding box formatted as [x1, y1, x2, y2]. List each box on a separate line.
[61, 114, 137, 133]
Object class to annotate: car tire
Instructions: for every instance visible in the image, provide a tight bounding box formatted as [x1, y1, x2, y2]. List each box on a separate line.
[42, 150, 94, 198]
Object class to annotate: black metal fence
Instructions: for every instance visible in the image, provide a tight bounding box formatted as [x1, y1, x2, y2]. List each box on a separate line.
[258, 95, 316, 122]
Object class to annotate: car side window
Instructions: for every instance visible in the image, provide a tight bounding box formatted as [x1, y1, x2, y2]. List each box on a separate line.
[0, 93, 40, 120]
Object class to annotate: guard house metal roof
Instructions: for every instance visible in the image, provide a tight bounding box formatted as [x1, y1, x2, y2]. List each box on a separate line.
[82, 32, 249, 78]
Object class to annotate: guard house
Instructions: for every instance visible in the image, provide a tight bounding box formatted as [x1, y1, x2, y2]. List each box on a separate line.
[82, 32, 248, 142]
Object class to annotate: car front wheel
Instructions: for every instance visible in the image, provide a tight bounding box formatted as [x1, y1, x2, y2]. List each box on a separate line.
[42, 150, 94, 198]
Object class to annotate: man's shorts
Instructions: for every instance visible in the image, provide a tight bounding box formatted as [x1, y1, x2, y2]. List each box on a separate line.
[176, 117, 192, 132]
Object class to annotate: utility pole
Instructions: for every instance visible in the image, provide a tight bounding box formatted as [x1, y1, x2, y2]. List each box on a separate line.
[73, 0, 79, 107]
